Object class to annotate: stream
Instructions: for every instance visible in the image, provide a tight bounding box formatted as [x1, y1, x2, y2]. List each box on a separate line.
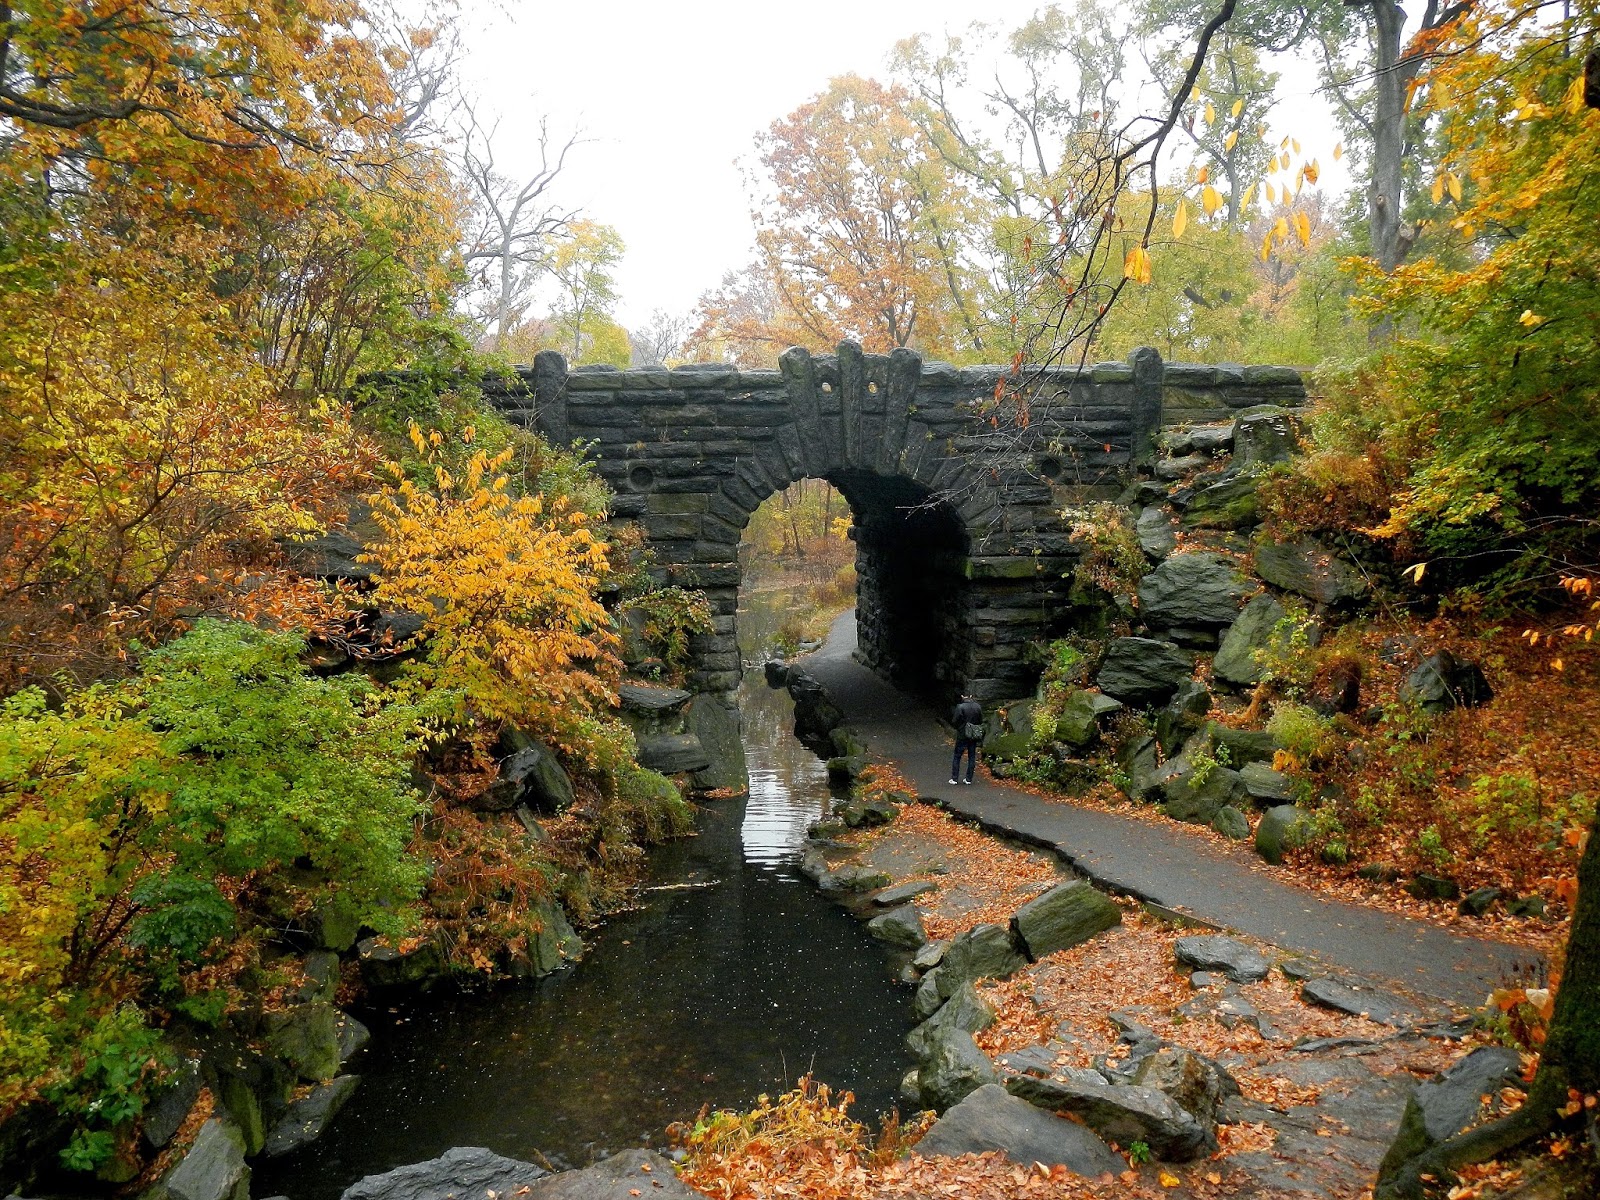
[259, 589, 910, 1199]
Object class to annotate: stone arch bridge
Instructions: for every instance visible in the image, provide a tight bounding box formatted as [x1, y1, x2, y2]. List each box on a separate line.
[482, 343, 1304, 709]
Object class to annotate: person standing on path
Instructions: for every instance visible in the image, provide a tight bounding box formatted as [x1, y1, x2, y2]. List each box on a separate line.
[950, 693, 984, 785]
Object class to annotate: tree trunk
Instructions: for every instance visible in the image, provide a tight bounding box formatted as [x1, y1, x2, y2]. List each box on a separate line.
[1367, 0, 1408, 273]
[1378, 811, 1600, 1197]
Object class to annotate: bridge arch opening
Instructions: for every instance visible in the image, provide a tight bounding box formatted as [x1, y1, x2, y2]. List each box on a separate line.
[736, 472, 971, 702]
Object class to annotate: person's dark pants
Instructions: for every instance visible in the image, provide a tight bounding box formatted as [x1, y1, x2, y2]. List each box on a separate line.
[951, 738, 979, 783]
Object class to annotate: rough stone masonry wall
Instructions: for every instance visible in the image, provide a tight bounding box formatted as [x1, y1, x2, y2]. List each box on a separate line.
[482, 344, 1304, 707]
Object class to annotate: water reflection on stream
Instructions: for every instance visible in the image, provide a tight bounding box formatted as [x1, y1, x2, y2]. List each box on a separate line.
[259, 591, 907, 1200]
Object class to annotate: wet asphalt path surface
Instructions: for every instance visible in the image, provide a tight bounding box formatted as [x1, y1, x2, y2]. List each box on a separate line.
[800, 611, 1544, 1008]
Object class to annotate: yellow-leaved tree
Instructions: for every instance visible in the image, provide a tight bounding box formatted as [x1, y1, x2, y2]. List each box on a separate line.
[365, 424, 626, 767]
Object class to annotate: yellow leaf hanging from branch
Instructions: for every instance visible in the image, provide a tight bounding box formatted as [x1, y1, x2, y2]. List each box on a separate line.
[1123, 244, 1152, 284]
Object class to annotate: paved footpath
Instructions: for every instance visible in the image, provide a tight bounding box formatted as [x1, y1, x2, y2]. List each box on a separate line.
[801, 611, 1543, 1008]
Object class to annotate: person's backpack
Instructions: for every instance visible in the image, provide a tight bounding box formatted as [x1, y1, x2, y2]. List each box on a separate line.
[957, 702, 985, 741]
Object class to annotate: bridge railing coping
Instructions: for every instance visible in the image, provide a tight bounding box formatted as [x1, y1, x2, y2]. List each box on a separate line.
[474, 349, 1305, 397]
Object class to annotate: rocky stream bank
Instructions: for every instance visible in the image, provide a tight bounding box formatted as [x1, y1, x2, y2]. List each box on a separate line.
[762, 654, 1559, 1199]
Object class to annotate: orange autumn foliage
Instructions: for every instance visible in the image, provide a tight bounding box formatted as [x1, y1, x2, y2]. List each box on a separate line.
[364, 424, 625, 767]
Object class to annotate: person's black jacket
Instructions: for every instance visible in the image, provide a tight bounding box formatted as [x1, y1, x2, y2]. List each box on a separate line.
[952, 698, 983, 739]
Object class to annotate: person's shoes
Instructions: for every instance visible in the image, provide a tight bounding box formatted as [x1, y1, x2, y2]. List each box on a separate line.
[963, 778, 974, 785]
[948, 778, 959, 785]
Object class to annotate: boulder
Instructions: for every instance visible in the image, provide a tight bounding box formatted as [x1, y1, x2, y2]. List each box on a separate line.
[1190, 424, 1234, 454]
[1156, 452, 1212, 480]
[937, 923, 1027, 992]
[1174, 935, 1270, 983]
[1011, 881, 1122, 960]
[1118, 734, 1162, 801]
[900, 1068, 926, 1109]
[340, 1146, 547, 1200]
[286, 527, 374, 584]
[264, 1003, 340, 1084]
[615, 683, 692, 739]
[762, 659, 790, 688]
[143, 1059, 202, 1150]
[1195, 721, 1281, 767]
[1240, 761, 1293, 805]
[506, 897, 583, 977]
[915, 1085, 1124, 1177]
[1136, 507, 1178, 561]
[826, 755, 867, 784]
[1053, 690, 1102, 748]
[788, 672, 844, 749]
[1137, 553, 1251, 630]
[1506, 894, 1546, 918]
[1253, 537, 1367, 606]
[636, 733, 711, 775]
[297, 949, 341, 1003]
[982, 731, 1031, 764]
[1300, 978, 1416, 1027]
[335, 1012, 370, 1067]
[867, 905, 928, 950]
[151, 1119, 249, 1200]
[1458, 886, 1501, 917]
[1161, 764, 1247, 826]
[1160, 428, 1196, 455]
[483, 733, 574, 814]
[1211, 806, 1251, 840]
[1401, 650, 1493, 713]
[1133, 1047, 1239, 1126]
[1232, 405, 1298, 467]
[874, 880, 938, 907]
[819, 865, 893, 894]
[1180, 474, 1261, 530]
[996, 1044, 1059, 1078]
[913, 969, 947, 1021]
[1255, 804, 1314, 865]
[1005, 1076, 1214, 1161]
[907, 981, 997, 1058]
[212, 1056, 286, 1156]
[1375, 1047, 1523, 1188]
[686, 694, 748, 792]
[306, 896, 362, 953]
[1096, 639, 1195, 706]
[357, 935, 449, 992]
[1155, 681, 1211, 756]
[262, 1075, 360, 1158]
[1406, 873, 1460, 902]
[527, 1149, 697, 1199]
[1212, 594, 1287, 686]
[918, 1028, 998, 1113]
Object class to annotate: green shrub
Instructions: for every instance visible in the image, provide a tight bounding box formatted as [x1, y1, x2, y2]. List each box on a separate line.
[1417, 824, 1452, 868]
[1266, 702, 1340, 767]
[139, 619, 427, 939]
[1064, 502, 1145, 604]
[618, 586, 715, 676]
[1252, 607, 1319, 694]
[0, 619, 428, 1166]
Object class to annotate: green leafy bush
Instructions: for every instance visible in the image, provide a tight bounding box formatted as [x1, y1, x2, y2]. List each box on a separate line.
[0, 619, 427, 1165]
[619, 586, 715, 676]
[1065, 503, 1146, 605]
[1266, 702, 1341, 769]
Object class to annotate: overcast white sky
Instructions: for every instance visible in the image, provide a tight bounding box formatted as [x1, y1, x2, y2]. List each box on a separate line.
[453, 1, 1348, 331]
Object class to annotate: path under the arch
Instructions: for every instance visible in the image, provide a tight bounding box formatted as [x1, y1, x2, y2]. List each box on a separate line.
[802, 611, 1541, 1008]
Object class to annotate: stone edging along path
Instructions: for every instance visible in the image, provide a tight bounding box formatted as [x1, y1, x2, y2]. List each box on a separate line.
[799, 612, 1542, 1010]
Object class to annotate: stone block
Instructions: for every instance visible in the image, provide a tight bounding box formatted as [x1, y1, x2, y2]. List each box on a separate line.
[1011, 881, 1122, 960]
